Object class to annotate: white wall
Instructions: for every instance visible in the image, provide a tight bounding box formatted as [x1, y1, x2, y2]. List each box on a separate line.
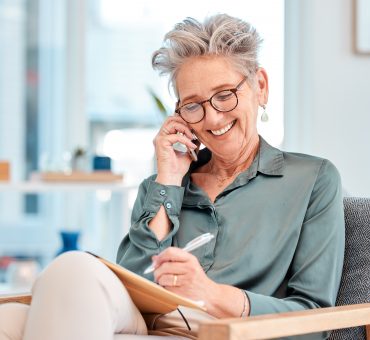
[284, 0, 370, 197]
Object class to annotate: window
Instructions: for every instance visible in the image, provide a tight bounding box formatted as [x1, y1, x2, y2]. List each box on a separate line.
[86, 0, 284, 185]
[0, 0, 284, 265]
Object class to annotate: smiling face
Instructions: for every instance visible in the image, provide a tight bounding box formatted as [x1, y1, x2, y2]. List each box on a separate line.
[175, 56, 268, 163]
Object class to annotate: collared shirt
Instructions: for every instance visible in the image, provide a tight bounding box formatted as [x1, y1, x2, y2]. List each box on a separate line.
[117, 137, 344, 332]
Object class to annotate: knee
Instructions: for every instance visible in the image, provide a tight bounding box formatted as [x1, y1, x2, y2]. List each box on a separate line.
[34, 251, 102, 291]
[0, 303, 29, 340]
[48, 250, 95, 270]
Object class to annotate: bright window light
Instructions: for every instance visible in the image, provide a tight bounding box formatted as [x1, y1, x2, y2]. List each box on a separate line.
[103, 129, 157, 161]
[89, 0, 284, 146]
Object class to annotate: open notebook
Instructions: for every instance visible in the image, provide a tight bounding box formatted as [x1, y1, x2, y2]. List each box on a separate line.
[87, 252, 206, 314]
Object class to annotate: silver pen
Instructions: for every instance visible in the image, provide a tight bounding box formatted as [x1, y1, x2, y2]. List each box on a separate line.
[143, 232, 215, 274]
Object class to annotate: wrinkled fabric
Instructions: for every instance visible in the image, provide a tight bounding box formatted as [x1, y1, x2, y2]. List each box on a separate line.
[117, 136, 345, 339]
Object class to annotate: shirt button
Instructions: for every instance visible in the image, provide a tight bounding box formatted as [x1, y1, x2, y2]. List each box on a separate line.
[160, 189, 166, 196]
[165, 202, 172, 209]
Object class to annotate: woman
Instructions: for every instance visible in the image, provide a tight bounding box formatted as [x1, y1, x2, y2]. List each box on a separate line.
[0, 14, 344, 340]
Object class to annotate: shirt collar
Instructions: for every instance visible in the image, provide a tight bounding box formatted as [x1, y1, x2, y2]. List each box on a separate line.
[182, 135, 284, 190]
[257, 136, 285, 176]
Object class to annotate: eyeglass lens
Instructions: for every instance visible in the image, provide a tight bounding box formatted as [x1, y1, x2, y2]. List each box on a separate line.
[180, 89, 238, 123]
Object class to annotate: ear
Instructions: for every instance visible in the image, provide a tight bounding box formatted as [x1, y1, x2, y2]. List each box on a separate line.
[256, 68, 269, 105]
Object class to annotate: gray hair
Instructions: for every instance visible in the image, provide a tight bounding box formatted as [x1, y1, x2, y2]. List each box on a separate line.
[152, 14, 263, 95]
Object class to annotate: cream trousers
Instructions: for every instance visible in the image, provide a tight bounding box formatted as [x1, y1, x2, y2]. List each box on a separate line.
[0, 251, 196, 340]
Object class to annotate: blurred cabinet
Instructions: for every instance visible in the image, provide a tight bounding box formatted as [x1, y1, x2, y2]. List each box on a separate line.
[0, 181, 138, 264]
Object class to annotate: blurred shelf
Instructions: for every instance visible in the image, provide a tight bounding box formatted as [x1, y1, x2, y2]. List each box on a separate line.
[0, 181, 137, 193]
[32, 171, 123, 182]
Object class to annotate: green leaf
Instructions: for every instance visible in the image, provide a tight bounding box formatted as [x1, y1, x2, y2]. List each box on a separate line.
[147, 86, 168, 120]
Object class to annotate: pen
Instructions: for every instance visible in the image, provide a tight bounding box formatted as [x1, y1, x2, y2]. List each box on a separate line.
[143, 232, 215, 274]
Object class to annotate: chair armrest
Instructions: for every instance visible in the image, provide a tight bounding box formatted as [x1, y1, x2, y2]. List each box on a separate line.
[198, 303, 370, 340]
[0, 293, 32, 305]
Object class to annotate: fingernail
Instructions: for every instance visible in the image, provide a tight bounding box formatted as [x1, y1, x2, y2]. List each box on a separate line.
[192, 133, 198, 140]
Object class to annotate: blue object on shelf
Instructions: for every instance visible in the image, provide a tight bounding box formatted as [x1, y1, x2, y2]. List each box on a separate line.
[56, 231, 80, 256]
[93, 156, 111, 171]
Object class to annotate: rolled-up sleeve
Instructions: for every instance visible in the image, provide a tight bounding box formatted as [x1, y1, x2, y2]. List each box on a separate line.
[247, 160, 345, 318]
[116, 177, 185, 278]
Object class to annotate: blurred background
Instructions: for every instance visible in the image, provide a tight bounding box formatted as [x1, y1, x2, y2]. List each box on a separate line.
[0, 0, 369, 292]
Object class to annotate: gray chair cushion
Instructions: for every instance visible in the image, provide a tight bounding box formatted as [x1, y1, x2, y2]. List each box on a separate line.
[330, 197, 370, 340]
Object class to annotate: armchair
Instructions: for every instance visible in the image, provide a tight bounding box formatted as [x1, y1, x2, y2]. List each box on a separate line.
[198, 197, 370, 339]
[1, 197, 370, 339]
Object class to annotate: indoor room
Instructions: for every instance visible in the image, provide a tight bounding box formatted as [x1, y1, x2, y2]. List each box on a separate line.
[1, 0, 370, 339]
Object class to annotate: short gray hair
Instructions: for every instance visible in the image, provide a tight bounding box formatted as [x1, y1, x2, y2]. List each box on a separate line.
[152, 14, 263, 95]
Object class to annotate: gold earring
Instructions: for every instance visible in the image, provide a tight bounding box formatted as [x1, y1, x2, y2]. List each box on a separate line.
[261, 105, 269, 122]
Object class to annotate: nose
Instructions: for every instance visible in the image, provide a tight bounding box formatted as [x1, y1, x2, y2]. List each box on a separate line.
[202, 101, 224, 126]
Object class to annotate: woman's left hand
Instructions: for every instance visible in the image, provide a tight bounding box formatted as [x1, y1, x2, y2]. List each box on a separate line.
[152, 247, 219, 309]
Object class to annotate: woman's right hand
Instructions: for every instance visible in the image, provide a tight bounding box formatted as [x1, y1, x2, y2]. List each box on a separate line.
[153, 116, 197, 186]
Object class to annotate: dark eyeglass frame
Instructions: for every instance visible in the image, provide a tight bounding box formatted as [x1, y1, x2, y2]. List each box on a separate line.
[175, 77, 248, 124]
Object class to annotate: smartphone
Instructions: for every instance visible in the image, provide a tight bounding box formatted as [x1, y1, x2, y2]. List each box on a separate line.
[173, 134, 199, 161]
[172, 104, 200, 161]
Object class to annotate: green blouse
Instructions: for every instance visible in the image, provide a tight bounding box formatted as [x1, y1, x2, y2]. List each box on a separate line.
[117, 136, 344, 338]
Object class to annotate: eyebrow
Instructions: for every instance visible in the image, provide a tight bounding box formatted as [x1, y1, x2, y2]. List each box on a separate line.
[180, 82, 236, 103]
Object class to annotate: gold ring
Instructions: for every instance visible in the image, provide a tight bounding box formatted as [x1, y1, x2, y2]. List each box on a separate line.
[173, 274, 178, 286]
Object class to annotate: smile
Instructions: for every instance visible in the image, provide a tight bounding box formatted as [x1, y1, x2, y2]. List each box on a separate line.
[210, 120, 236, 136]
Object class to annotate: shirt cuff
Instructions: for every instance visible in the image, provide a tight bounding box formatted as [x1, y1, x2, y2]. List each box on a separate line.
[246, 290, 276, 316]
[142, 180, 185, 216]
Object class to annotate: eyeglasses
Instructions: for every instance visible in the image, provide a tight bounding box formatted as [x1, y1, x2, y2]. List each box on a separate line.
[175, 77, 247, 124]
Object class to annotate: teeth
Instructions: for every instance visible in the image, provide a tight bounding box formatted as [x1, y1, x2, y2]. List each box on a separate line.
[211, 120, 235, 136]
